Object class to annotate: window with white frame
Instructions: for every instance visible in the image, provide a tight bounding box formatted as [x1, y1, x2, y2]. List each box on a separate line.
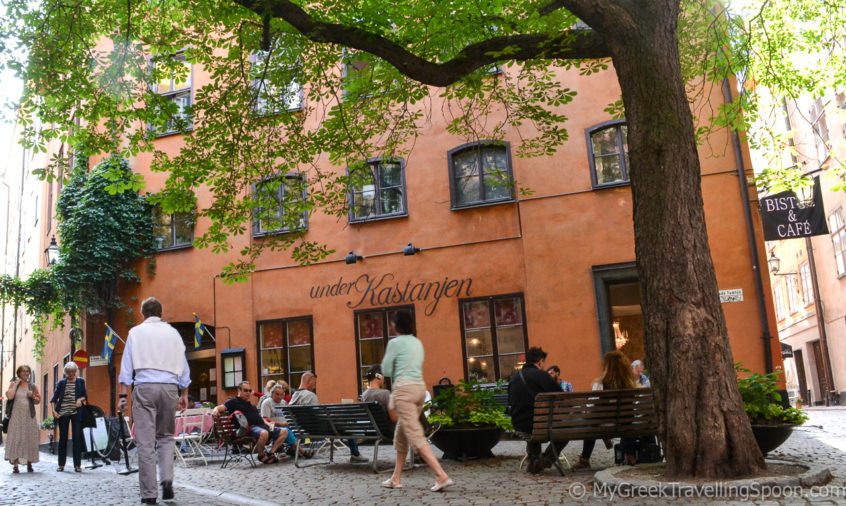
[774, 281, 786, 320]
[349, 159, 407, 222]
[252, 174, 308, 236]
[829, 208, 846, 276]
[252, 48, 303, 115]
[588, 121, 629, 187]
[150, 54, 192, 136]
[786, 274, 799, 314]
[810, 98, 830, 164]
[800, 262, 813, 305]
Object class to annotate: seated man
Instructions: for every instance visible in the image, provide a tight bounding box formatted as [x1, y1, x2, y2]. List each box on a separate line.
[260, 384, 297, 451]
[508, 347, 564, 474]
[214, 381, 286, 464]
[289, 372, 367, 463]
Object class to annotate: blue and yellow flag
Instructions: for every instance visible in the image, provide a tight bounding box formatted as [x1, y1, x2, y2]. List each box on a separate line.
[104, 324, 120, 364]
[193, 314, 206, 349]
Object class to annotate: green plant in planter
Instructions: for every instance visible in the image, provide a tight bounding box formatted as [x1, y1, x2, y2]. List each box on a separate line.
[40, 416, 56, 430]
[427, 380, 512, 431]
[736, 363, 808, 426]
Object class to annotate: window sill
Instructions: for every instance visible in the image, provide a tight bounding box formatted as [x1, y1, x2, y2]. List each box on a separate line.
[253, 228, 307, 239]
[349, 212, 408, 225]
[592, 181, 631, 190]
[254, 105, 305, 118]
[451, 198, 516, 211]
[152, 126, 194, 139]
[154, 244, 194, 253]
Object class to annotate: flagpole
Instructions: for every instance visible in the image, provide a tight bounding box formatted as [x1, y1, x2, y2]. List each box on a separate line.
[104, 322, 127, 345]
[193, 313, 217, 342]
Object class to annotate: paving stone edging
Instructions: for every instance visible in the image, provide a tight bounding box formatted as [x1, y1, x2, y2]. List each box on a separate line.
[175, 481, 282, 506]
[593, 458, 833, 496]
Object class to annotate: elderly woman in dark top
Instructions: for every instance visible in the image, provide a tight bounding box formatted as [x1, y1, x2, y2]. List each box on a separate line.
[50, 362, 88, 473]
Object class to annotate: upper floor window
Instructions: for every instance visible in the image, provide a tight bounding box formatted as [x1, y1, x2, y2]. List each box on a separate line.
[252, 174, 308, 237]
[349, 159, 407, 222]
[588, 121, 629, 188]
[829, 208, 846, 276]
[152, 208, 194, 250]
[150, 54, 192, 136]
[786, 274, 799, 314]
[800, 262, 813, 305]
[773, 281, 786, 320]
[252, 49, 304, 115]
[448, 142, 514, 209]
[810, 98, 830, 164]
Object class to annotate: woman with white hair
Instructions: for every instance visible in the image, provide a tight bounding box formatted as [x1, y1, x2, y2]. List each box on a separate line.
[50, 361, 88, 472]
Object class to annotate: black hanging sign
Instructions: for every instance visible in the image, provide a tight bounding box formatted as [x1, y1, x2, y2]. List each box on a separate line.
[760, 176, 828, 241]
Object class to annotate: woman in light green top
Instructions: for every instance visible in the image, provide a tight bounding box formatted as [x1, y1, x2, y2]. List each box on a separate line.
[380, 312, 453, 492]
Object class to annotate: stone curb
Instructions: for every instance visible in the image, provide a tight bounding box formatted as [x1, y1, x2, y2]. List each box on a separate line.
[593, 458, 833, 497]
[174, 481, 283, 506]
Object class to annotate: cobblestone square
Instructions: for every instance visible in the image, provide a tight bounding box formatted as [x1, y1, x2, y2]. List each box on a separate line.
[2, 408, 846, 505]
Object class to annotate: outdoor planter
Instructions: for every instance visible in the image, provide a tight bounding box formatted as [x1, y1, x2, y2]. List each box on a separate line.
[431, 425, 503, 460]
[751, 424, 795, 455]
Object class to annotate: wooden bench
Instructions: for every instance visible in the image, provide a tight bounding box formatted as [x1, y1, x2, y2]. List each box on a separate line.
[530, 388, 658, 475]
[212, 412, 258, 469]
[280, 402, 394, 473]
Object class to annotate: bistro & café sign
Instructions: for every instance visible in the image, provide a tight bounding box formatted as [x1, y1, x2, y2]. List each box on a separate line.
[310, 273, 473, 316]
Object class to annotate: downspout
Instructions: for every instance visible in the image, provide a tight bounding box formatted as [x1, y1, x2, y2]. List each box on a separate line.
[11, 142, 27, 376]
[721, 78, 774, 373]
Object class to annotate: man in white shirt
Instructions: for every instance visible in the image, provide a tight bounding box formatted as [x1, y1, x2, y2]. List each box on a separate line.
[118, 297, 190, 505]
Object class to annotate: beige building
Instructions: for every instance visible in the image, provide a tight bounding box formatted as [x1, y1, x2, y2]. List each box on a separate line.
[756, 90, 846, 405]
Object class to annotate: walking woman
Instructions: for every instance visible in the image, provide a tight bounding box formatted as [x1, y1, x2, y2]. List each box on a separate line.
[380, 312, 453, 492]
[50, 362, 87, 472]
[5, 365, 41, 473]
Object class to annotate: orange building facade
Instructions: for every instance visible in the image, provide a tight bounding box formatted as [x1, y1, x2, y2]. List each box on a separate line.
[34, 62, 783, 417]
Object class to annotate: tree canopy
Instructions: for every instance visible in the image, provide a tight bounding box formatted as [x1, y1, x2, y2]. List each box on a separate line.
[1, 0, 842, 479]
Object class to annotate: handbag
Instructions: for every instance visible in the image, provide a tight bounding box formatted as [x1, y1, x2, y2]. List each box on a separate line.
[2, 382, 22, 434]
[80, 402, 98, 429]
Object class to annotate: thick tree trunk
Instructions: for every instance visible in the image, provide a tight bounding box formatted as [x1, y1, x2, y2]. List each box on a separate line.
[572, 1, 766, 478]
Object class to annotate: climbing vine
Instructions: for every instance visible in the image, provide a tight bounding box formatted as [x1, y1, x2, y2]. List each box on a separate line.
[0, 155, 154, 359]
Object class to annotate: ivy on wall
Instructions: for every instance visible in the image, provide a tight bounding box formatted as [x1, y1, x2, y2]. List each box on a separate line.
[0, 155, 154, 359]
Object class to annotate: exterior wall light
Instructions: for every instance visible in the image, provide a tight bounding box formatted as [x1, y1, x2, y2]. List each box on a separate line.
[345, 251, 364, 264]
[45, 235, 60, 266]
[403, 243, 420, 256]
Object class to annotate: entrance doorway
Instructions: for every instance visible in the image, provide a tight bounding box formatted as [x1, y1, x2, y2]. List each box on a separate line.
[811, 340, 830, 405]
[186, 349, 217, 404]
[793, 349, 809, 405]
[592, 263, 645, 363]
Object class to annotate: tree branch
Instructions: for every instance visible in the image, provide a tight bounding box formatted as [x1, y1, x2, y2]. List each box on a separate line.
[233, 0, 610, 87]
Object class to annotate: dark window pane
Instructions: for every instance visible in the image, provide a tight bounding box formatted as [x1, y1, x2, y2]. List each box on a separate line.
[380, 188, 404, 215]
[260, 322, 284, 348]
[465, 329, 493, 356]
[463, 301, 490, 329]
[483, 170, 511, 200]
[453, 151, 479, 178]
[260, 349, 285, 377]
[360, 338, 384, 366]
[494, 298, 522, 326]
[467, 356, 495, 383]
[174, 213, 193, 246]
[594, 155, 624, 184]
[591, 127, 620, 156]
[496, 326, 525, 355]
[352, 191, 376, 218]
[358, 313, 384, 339]
[379, 162, 402, 187]
[288, 346, 312, 372]
[456, 175, 481, 205]
[287, 320, 311, 346]
[498, 353, 524, 381]
[386, 309, 413, 337]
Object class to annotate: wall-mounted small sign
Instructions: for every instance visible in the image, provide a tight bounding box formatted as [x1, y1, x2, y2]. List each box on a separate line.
[719, 289, 744, 303]
[89, 355, 108, 367]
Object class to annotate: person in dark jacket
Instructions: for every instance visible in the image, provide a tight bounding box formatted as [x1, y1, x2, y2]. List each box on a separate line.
[50, 362, 88, 472]
[508, 347, 563, 473]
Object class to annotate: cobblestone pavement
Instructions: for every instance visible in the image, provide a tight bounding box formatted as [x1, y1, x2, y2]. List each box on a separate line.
[2, 408, 846, 505]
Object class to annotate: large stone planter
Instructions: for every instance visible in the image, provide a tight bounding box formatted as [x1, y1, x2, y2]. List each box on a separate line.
[430, 425, 503, 461]
[751, 424, 795, 455]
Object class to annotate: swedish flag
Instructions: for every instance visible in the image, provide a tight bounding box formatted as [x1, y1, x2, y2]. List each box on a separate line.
[104, 324, 120, 364]
[194, 314, 206, 349]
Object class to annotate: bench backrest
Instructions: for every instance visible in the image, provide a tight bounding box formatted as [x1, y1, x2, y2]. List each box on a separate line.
[212, 412, 238, 443]
[281, 402, 391, 440]
[531, 388, 657, 442]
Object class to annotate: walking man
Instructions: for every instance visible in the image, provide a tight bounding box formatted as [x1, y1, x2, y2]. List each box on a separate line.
[119, 297, 190, 504]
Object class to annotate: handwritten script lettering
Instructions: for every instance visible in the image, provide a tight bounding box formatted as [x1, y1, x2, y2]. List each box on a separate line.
[309, 273, 473, 316]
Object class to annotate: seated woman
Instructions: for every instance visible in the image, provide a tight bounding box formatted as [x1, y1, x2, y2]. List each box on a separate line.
[573, 350, 639, 470]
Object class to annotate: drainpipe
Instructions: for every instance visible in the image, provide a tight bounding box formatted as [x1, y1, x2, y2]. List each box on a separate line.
[11, 143, 27, 376]
[805, 236, 836, 405]
[722, 78, 774, 373]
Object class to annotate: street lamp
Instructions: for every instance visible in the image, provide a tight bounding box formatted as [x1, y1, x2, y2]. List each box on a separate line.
[45, 236, 60, 266]
[767, 251, 797, 277]
[794, 184, 815, 209]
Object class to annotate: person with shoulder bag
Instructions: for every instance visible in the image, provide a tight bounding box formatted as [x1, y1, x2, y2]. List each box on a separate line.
[50, 361, 88, 473]
[5, 365, 41, 473]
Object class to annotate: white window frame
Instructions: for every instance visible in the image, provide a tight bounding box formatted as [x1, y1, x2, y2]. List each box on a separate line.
[829, 208, 846, 277]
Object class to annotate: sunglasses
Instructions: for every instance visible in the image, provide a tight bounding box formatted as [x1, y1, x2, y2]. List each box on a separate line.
[241, 389, 253, 393]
